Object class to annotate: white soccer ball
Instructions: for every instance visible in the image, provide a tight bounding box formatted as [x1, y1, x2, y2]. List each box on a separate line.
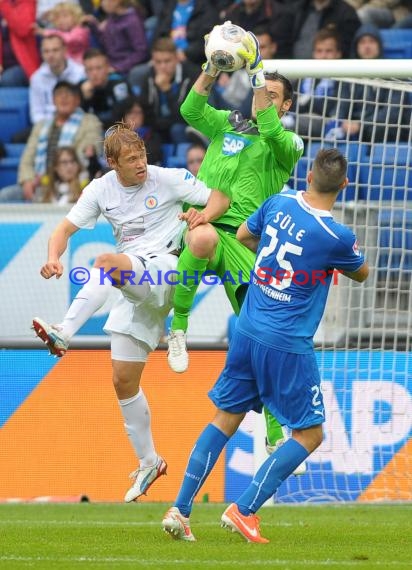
[205, 21, 246, 72]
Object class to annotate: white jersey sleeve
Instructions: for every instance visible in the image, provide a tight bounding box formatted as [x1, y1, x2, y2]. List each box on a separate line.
[166, 168, 211, 206]
[66, 179, 101, 229]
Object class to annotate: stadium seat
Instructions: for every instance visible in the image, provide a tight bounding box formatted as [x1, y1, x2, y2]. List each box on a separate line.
[175, 142, 191, 160]
[0, 87, 30, 143]
[0, 144, 25, 187]
[377, 209, 412, 279]
[380, 29, 412, 59]
[358, 143, 412, 201]
[4, 143, 25, 158]
[161, 143, 175, 167]
[0, 157, 20, 186]
[166, 156, 187, 168]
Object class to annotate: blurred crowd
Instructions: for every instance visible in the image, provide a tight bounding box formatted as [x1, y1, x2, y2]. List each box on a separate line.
[0, 0, 411, 202]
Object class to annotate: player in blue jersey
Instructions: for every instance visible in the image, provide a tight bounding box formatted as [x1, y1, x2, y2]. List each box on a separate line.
[162, 148, 369, 543]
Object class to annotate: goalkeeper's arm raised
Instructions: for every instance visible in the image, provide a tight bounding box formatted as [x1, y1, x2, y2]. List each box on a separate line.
[237, 30, 273, 113]
[237, 31, 265, 90]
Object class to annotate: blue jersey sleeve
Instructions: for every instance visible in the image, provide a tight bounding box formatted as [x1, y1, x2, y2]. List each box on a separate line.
[330, 228, 365, 272]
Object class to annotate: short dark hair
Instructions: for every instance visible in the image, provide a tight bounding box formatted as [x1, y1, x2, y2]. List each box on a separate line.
[83, 48, 107, 62]
[151, 37, 176, 54]
[53, 80, 81, 98]
[312, 148, 347, 193]
[313, 27, 343, 53]
[42, 33, 66, 47]
[264, 71, 293, 101]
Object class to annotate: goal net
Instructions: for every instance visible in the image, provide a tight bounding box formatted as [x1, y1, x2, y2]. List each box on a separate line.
[244, 60, 412, 503]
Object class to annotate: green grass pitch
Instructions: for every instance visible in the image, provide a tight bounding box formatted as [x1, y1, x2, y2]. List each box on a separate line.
[0, 503, 410, 569]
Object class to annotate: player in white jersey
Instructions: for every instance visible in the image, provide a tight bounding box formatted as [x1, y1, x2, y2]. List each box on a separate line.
[32, 123, 230, 502]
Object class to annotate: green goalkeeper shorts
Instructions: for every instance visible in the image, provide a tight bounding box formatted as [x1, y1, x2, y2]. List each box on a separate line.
[208, 226, 255, 315]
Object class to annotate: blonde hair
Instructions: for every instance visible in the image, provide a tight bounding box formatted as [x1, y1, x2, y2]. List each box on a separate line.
[49, 2, 84, 26]
[104, 122, 146, 163]
[42, 147, 86, 203]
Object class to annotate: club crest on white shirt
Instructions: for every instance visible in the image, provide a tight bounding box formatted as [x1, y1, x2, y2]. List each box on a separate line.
[145, 195, 158, 209]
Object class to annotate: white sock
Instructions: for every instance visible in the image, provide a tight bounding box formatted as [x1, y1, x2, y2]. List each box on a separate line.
[119, 389, 157, 468]
[58, 267, 112, 339]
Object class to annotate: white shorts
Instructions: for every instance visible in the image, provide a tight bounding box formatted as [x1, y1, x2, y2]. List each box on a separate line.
[104, 253, 178, 350]
[111, 332, 150, 362]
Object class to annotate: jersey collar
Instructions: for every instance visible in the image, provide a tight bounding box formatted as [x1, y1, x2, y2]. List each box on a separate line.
[297, 191, 333, 217]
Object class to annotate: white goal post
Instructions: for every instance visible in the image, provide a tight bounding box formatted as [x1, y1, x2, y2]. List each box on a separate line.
[246, 59, 412, 504]
[264, 58, 412, 78]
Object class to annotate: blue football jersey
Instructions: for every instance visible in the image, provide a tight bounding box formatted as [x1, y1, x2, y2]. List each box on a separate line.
[237, 190, 365, 353]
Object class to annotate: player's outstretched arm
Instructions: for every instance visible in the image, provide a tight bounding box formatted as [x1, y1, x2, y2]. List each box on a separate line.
[192, 70, 218, 97]
[180, 190, 230, 230]
[236, 222, 260, 252]
[238, 32, 265, 89]
[341, 262, 369, 283]
[190, 26, 221, 96]
[238, 31, 271, 113]
[41, 219, 79, 280]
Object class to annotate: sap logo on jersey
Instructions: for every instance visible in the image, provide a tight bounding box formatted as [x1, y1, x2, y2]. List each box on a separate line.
[145, 195, 158, 209]
[222, 134, 250, 156]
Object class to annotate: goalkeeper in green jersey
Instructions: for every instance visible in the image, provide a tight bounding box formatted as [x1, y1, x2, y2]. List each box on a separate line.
[167, 30, 304, 452]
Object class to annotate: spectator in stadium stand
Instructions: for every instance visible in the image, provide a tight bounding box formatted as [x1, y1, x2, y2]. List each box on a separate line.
[0, 81, 102, 202]
[345, 0, 412, 28]
[185, 143, 206, 176]
[113, 95, 163, 166]
[285, 0, 361, 59]
[153, 0, 219, 66]
[80, 48, 132, 130]
[392, 1, 412, 28]
[328, 24, 412, 143]
[0, 0, 40, 86]
[35, 2, 91, 65]
[134, 37, 198, 144]
[36, 146, 89, 204]
[36, 0, 93, 26]
[219, 0, 291, 58]
[136, 0, 165, 43]
[83, 0, 148, 77]
[29, 34, 86, 125]
[289, 27, 343, 140]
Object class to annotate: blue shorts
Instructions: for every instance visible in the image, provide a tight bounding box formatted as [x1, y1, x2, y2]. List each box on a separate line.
[208, 330, 325, 430]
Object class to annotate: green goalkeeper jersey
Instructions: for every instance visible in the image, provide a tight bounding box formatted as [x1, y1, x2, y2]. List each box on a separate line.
[181, 88, 304, 228]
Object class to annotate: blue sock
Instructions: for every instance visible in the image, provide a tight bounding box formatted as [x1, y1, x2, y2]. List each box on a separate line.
[175, 423, 228, 517]
[237, 438, 309, 515]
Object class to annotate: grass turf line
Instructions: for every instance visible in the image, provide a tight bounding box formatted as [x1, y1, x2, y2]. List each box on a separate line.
[0, 503, 410, 569]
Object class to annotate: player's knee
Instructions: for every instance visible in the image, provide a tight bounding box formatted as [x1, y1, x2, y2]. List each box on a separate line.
[94, 253, 116, 270]
[312, 426, 324, 450]
[293, 424, 323, 453]
[112, 370, 141, 399]
[187, 225, 218, 258]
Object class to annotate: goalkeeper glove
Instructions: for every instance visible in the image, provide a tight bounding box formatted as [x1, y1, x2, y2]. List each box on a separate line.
[202, 60, 220, 78]
[237, 31, 265, 89]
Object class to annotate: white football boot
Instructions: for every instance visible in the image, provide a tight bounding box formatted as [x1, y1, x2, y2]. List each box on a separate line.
[162, 506, 196, 541]
[124, 456, 167, 502]
[32, 317, 69, 358]
[167, 330, 188, 373]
